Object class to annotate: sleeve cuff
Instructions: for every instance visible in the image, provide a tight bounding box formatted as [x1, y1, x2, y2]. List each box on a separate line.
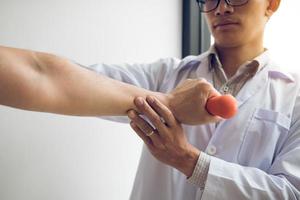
[187, 152, 211, 188]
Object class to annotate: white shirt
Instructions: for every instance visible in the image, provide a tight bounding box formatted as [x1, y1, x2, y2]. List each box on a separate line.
[85, 49, 300, 200]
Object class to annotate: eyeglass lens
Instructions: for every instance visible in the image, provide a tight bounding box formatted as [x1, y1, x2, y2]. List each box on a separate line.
[198, 0, 248, 12]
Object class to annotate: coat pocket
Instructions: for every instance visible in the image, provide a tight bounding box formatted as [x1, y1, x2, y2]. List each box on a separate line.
[237, 108, 291, 170]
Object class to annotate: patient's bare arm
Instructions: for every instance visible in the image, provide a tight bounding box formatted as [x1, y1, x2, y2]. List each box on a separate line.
[0, 45, 166, 116]
[0, 45, 218, 125]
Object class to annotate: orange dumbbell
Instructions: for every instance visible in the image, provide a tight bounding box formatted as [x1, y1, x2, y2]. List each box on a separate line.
[206, 94, 238, 119]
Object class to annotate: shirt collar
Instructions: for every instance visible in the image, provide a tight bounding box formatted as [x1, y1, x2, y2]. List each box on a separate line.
[205, 45, 294, 82]
[207, 45, 221, 71]
[207, 45, 263, 72]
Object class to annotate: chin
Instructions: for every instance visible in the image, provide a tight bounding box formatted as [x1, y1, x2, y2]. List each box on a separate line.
[214, 35, 243, 48]
[215, 41, 241, 48]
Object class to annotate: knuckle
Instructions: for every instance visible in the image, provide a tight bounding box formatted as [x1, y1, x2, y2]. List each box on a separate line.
[196, 81, 212, 91]
[197, 78, 206, 82]
[130, 114, 138, 121]
[144, 104, 153, 113]
[203, 82, 213, 90]
[152, 115, 162, 125]
[165, 110, 173, 119]
[195, 82, 204, 91]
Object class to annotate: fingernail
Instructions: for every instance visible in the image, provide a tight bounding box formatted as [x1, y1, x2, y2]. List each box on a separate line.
[128, 110, 135, 119]
[135, 97, 144, 106]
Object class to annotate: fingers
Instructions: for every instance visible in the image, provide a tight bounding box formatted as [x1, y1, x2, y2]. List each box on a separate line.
[195, 79, 220, 98]
[133, 97, 168, 133]
[209, 88, 221, 98]
[128, 110, 165, 149]
[128, 109, 153, 133]
[129, 121, 153, 147]
[145, 96, 177, 127]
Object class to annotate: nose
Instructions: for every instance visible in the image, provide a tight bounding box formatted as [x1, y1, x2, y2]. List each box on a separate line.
[214, 0, 234, 16]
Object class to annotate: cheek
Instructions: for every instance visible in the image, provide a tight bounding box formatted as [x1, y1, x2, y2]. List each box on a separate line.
[242, 6, 268, 38]
[243, 17, 266, 39]
[204, 14, 214, 31]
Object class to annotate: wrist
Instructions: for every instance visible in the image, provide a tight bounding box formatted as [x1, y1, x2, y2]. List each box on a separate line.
[179, 146, 201, 177]
[153, 92, 173, 111]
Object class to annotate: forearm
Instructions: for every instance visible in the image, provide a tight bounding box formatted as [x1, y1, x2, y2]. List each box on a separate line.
[35, 52, 169, 116]
[0, 45, 168, 116]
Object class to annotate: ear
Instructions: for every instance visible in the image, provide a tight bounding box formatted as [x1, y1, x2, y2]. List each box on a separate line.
[268, 0, 281, 12]
[265, 0, 280, 17]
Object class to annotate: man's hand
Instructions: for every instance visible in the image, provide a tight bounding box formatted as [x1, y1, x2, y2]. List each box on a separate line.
[166, 78, 221, 125]
[127, 96, 200, 177]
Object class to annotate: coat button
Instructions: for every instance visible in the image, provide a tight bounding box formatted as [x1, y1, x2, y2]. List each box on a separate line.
[207, 145, 217, 155]
[222, 85, 229, 94]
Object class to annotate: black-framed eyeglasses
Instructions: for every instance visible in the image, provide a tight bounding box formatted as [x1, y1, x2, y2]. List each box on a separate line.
[196, 0, 249, 13]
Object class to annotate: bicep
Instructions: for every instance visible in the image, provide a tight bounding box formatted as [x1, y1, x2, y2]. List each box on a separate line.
[0, 47, 47, 109]
[0, 47, 77, 112]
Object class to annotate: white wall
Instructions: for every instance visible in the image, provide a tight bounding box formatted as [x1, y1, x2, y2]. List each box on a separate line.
[0, 1, 182, 200]
[264, 1, 300, 72]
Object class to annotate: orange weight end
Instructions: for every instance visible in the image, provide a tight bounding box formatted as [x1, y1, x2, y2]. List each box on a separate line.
[206, 94, 238, 119]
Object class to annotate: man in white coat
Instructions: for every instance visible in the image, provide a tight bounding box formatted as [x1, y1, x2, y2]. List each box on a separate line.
[126, 0, 300, 199]
[0, 0, 299, 199]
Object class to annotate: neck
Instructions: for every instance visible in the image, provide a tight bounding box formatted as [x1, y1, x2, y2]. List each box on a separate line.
[215, 39, 264, 78]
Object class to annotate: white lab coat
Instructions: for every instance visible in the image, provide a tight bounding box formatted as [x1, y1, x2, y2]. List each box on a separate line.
[86, 50, 300, 200]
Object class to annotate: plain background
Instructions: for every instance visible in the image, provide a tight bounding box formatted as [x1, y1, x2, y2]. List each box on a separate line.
[0, 1, 181, 200]
[264, 1, 300, 71]
[1, 1, 299, 200]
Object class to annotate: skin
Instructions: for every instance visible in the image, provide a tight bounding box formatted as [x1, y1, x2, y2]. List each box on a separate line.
[0, 46, 161, 116]
[206, 0, 277, 77]
[168, 78, 221, 125]
[129, 96, 200, 177]
[0, 46, 218, 124]
[128, 0, 280, 177]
